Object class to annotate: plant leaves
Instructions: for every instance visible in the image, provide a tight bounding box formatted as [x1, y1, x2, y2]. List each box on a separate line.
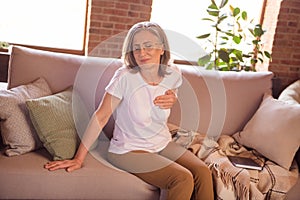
[197, 33, 211, 39]
[242, 11, 247, 20]
[229, 5, 234, 13]
[233, 50, 243, 61]
[233, 35, 241, 44]
[216, 27, 222, 31]
[252, 39, 259, 45]
[221, 36, 229, 40]
[218, 15, 228, 23]
[264, 51, 271, 59]
[233, 7, 240, 17]
[219, 49, 230, 63]
[243, 54, 252, 58]
[202, 18, 215, 22]
[211, 0, 217, 8]
[251, 58, 257, 64]
[219, 66, 230, 71]
[248, 28, 255, 36]
[198, 54, 211, 66]
[208, 3, 218, 10]
[219, 0, 228, 8]
[206, 62, 215, 70]
[198, 1, 267, 72]
[254, 24, 264, 37]
[225, 32, 234, 37]
[207, 10, 219, 16]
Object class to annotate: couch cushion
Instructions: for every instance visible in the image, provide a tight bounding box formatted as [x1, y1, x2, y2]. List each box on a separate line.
[26, 87, 79, 161]
[0, 140, 160, 200]
[0, 77, 52, 156]
[168, 66, 273, 137]
[8, 46, 84, 93]
[233, 94, 300, 170]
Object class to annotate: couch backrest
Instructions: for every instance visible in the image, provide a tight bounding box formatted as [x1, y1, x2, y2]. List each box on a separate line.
[8, 46, 273, 139]
[8, 46, 122, 137]
[169, 66, 273, 137]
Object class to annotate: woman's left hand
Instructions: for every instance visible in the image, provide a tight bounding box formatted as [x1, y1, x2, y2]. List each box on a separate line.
[44, 158, 83, 172]
[153, 90, 177, 109]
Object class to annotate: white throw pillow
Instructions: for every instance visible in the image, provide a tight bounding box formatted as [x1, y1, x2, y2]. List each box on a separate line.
[233, 93, 300, 170]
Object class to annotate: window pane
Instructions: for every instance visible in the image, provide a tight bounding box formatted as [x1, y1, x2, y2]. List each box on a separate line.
[151, 0, 263, 61]
[0, 0, 87, 51]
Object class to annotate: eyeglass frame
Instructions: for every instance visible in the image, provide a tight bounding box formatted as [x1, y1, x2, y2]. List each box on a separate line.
[132, 41, 163, 53]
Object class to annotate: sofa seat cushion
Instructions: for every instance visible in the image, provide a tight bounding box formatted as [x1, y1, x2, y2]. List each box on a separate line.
[0, 140, 160, 200]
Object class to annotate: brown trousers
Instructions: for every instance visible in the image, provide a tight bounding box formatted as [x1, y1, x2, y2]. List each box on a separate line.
[107, 142, 214, 200]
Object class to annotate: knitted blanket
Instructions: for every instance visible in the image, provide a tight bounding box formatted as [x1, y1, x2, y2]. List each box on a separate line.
[171, 129, 299, 200]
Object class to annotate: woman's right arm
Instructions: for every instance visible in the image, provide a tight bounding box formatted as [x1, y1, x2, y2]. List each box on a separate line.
[44, 92, 121, 172]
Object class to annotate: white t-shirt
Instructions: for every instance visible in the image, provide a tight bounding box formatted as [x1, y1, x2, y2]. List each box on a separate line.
[105, 65, 182, 154]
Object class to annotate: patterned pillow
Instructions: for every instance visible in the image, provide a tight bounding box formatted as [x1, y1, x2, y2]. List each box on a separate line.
[0, 77, 52, 156]
[26, 87, 79, 160]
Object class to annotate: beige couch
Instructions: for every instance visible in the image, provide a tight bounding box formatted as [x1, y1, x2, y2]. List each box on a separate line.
[0, 45, 299, 199]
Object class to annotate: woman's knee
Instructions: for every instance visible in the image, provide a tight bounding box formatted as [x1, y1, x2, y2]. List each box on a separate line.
[165, 168, 195, 200]
[194, 165, 213, 184]
[172, 168, 194, 189]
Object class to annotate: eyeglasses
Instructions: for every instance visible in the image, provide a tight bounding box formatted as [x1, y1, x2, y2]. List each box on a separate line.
[132, 42, 162, 53]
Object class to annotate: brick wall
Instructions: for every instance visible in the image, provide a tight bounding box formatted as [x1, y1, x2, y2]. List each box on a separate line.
[263, 0, 300, 95]
[86, 0, 152, 57]
[85, 0, 300, 95]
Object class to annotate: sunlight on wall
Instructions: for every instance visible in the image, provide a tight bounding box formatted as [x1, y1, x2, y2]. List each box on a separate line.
[151, 0, 263, 62]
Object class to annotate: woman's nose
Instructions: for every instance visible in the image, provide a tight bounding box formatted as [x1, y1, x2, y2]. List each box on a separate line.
[139, 48, 147, 55]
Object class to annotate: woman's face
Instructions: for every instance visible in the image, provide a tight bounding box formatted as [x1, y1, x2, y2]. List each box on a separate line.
[132, 30, 164, 69]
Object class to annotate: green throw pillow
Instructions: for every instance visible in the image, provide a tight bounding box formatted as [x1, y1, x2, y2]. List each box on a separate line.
[26, 87, 79, 160]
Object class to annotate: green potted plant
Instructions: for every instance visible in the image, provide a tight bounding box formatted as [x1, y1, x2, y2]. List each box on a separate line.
[197, 0, 271, 71]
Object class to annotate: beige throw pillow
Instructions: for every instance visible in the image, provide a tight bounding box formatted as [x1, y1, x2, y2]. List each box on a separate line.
[233, 94, 300, 170]
[0, 77, 52, 156]
[26, 87, 79, 161]
[278, 79, 300, 104]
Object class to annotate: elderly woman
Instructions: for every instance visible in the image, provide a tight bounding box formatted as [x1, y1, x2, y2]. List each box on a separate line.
[45, 21, 214, 200]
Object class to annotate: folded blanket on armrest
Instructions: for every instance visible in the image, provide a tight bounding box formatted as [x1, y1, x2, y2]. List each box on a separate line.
[205, 136, 298, 200]
[171, 129, 299, 200]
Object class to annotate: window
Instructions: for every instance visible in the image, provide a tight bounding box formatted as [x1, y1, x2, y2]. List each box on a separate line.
[0, 0, 87, 54]
[151, 0, 264, 62]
